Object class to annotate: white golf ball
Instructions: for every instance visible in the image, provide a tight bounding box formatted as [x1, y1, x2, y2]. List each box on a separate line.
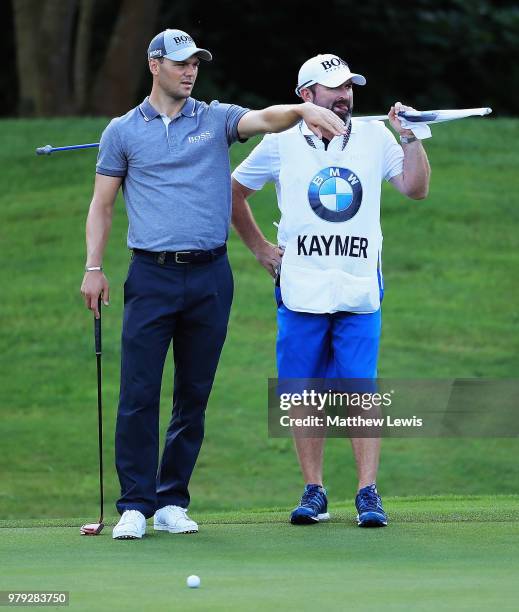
[187, 575, 200, 588]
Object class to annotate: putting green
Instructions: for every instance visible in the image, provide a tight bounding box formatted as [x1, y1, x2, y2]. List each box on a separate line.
[1, 496, 518, 611]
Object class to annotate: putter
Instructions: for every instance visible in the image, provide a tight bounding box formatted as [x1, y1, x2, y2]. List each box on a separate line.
[80, 297, 105, 536]
[35, 108, 493, 157]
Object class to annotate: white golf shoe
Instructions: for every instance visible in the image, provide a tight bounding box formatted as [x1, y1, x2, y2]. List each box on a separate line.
[112, 510, 146, 540]
[154, 505, 198, 534]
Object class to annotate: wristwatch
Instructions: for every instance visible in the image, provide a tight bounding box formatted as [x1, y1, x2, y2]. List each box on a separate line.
[400, 135, 418, 144]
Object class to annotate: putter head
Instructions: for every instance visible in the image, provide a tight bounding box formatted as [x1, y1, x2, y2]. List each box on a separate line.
[80, 522, 104, 536]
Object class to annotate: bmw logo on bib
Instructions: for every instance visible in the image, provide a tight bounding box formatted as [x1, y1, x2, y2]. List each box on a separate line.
[308, 167, 363, 222]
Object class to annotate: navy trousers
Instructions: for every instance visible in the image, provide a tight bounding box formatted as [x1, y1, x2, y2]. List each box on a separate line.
[115, 251, 233, 518]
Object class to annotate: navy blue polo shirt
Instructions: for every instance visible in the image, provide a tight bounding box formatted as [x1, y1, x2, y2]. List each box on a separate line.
[96, 97, 249, 251]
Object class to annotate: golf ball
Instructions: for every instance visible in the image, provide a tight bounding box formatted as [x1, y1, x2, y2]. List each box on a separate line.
[187, 575, 200, 588]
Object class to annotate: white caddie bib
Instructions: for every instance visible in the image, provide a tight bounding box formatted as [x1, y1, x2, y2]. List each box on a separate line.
[278, 120, 389, 314]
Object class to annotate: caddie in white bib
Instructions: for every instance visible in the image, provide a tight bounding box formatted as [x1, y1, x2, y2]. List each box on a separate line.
[277, 118, 389, 314]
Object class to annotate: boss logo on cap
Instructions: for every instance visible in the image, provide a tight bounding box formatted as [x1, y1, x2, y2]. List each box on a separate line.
[149, 49, 163, 58]
[320, 57, 348, 71]
[174, 35, 194, 45]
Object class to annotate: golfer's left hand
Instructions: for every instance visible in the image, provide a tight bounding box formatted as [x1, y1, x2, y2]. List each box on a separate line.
[389, 102, 415, 136]
[301, 102, 347, 139]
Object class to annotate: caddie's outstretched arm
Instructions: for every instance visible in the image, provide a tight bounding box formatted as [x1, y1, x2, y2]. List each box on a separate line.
[80, 174, 122, 318]
[388, 102, 431, 200]
[231, 178, 283, 278]
[237, 102, 346, 140]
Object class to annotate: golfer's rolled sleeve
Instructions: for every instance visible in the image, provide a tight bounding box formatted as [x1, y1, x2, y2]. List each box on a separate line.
[96, 119, 127, 177]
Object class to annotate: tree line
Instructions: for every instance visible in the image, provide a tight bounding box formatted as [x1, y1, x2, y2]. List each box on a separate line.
[4, 0, 519, 117]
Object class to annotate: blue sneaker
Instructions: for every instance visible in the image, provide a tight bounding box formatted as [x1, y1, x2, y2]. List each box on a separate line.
[355, 484, 388, 527]
[290, 484, 330, 525]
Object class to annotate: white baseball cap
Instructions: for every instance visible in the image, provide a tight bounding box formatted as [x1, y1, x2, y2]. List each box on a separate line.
[147, 29, 212, 62]
[296, 54, 366, 97]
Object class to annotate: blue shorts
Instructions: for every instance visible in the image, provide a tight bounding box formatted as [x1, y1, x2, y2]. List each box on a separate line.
[276, 288, 381, 379]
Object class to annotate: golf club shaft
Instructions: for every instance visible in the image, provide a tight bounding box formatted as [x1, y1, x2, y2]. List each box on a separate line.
[35, 143, 99, 155]
[355, 111, 439, 121]
[35, 108, 492, 155]
[95, 298, 104, 523]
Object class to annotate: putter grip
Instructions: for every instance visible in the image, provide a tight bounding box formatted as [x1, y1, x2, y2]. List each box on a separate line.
[94, 298, 102, 355]
[36, 145, 52, 155]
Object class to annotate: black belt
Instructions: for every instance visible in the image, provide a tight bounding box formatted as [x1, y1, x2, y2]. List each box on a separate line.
[133, 244, 226, 265]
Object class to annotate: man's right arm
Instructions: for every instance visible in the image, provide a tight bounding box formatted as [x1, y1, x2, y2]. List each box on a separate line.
[231, 179, 283, 278]
[80, 174, 122, 318]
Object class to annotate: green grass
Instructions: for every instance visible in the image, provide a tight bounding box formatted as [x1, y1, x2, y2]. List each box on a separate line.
[1, 118, 518, 520]
[1, 497, 518, 611]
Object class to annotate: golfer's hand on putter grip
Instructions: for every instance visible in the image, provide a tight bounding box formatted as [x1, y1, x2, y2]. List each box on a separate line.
[301, 102, 346, 139]
[81, 271, 109, 319]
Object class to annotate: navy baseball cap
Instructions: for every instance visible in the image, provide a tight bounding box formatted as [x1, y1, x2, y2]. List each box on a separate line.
[147, 29, 212, 62]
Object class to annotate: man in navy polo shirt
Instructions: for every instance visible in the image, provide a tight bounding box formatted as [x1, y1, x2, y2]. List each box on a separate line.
[80, 29, 345, 540]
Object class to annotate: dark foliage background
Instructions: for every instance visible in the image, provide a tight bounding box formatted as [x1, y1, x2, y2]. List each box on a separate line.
[4, 0, 519, 116]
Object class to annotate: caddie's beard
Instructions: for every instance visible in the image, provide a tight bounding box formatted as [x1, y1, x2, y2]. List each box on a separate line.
[332, 99, 352, 123]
